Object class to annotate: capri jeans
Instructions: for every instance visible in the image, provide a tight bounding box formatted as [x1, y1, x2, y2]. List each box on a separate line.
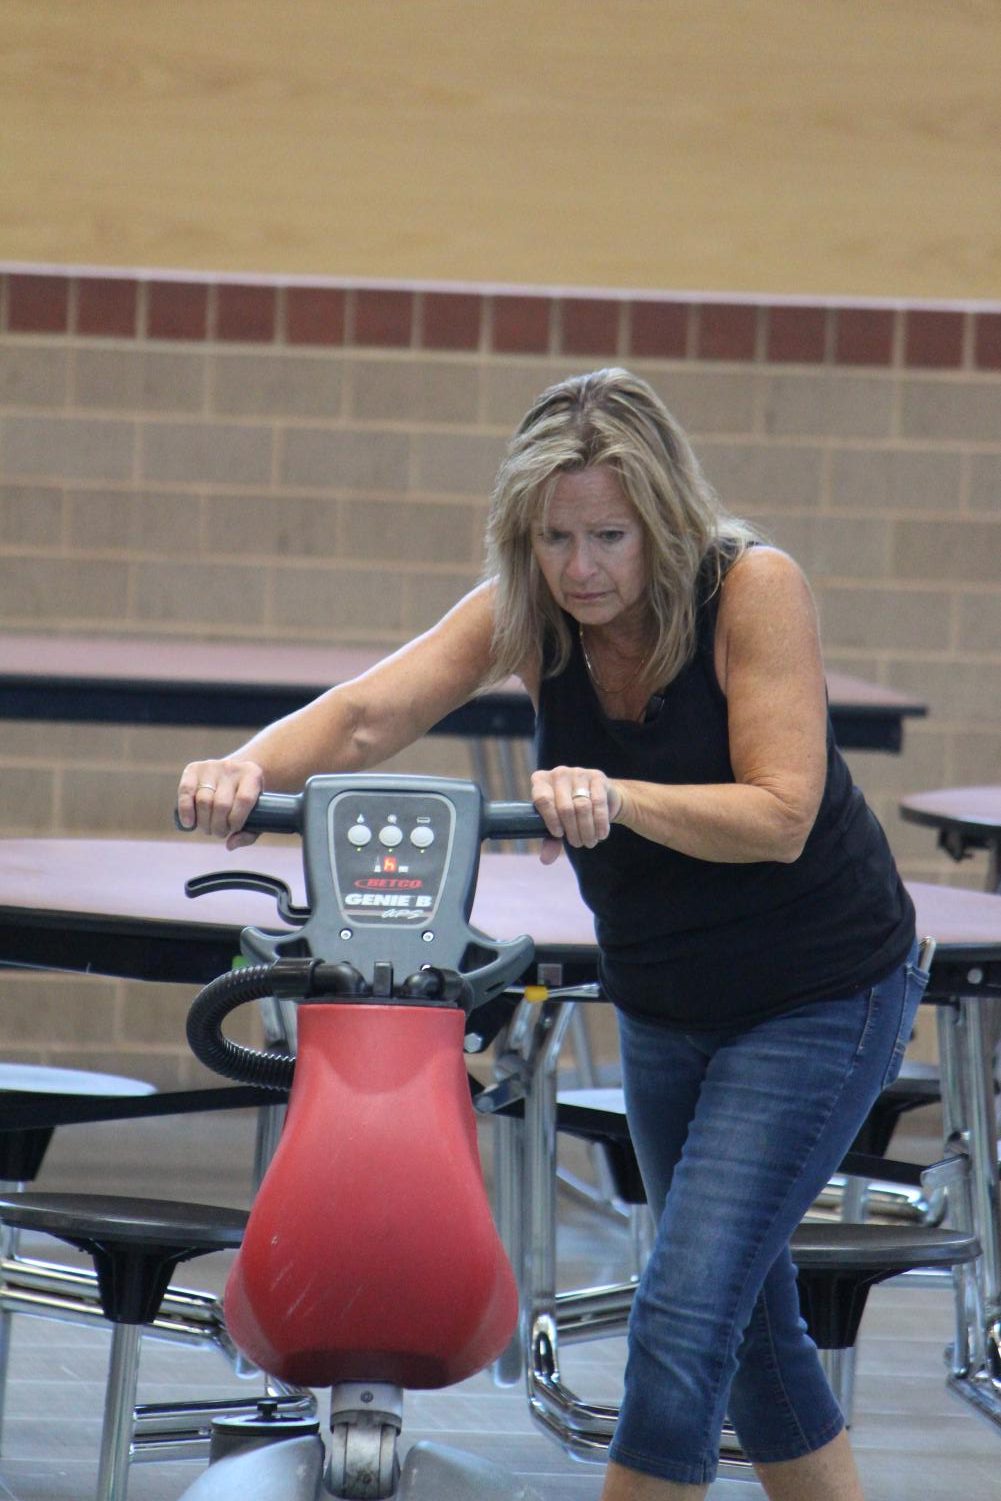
[608, 942, 927, 1487]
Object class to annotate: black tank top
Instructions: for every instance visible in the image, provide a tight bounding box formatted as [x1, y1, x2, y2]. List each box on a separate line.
[535, 555, 915, 1029]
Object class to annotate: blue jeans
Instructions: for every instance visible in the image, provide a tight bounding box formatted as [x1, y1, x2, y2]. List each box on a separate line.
[609, 943, 927, 1486]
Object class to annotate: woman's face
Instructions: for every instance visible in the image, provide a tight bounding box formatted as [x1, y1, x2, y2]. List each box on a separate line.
[530, 467, 649, 631]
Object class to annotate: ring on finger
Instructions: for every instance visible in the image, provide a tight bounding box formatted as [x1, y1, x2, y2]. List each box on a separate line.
[197, 782, 217, 792]
[571, 787, 592, 801]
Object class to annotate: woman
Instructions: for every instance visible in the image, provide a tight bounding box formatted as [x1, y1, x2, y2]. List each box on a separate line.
[178, 368, 923, 1500]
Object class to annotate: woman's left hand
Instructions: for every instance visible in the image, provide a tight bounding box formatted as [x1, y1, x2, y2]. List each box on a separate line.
[531, 766, 622, 865]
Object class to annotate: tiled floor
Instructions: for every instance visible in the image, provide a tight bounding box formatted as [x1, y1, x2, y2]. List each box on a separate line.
[0, 1106, 997, 1500]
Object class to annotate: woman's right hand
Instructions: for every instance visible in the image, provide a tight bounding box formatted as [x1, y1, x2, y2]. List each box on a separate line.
[176, 759, 266, 849]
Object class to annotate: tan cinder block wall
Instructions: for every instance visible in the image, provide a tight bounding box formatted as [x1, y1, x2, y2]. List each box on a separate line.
[1, 274, 1000, 1081]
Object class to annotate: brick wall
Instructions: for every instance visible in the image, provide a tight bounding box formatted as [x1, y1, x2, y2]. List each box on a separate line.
[2, 271, 1000, 1080]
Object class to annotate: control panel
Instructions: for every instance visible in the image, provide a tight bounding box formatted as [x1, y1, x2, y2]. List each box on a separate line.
[220, 774, 537, 1005]
[328, 789, 454, 927]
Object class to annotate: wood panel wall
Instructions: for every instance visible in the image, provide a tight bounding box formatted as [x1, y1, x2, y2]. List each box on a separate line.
[3, 0, 999, 299]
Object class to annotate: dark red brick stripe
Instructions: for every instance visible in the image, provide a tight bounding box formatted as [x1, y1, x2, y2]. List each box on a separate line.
[1, 272, 994, 372]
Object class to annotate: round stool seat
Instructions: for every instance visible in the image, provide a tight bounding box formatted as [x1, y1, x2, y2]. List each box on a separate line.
[0, 1068, 158, 1182]
[0, 1192, 246, 1247]
[554, 1089, 641, 1202]
[0, 1064, 155, 1098]
[790, 1221, 977, 1271]
[850, 1061, 941, 1157]
[790, 1221, 980, 1349]
[558, 1086, 625, 1115]
[0, 1193, 248, 1325]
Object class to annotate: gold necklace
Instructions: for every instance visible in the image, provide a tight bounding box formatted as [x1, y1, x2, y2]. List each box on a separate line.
[578, 623, 649, 694]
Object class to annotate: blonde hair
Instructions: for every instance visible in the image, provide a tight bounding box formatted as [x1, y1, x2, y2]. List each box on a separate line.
[484, 367, 760, 685]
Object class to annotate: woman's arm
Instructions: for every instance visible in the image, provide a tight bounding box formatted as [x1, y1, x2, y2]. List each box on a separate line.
[178, 581, 501, 846]
[532, 548, 829, 865]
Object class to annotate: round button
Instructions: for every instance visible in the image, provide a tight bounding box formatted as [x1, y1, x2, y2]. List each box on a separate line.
[347, 824, 372, 847]
[409, 825, 435, 849]
[379, 824, 403, 848]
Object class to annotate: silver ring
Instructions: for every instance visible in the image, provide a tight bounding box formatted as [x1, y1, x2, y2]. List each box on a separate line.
[196, 782, 217, 792]
[571, 787, 591, 801]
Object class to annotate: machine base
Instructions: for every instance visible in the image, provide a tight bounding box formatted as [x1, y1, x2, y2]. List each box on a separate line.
[397, 1440, 543, 1499]
[174, 1435, 543, 1501]
[176, 1434, 325, 1500]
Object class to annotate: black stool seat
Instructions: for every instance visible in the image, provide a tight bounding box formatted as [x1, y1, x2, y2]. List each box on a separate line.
[552, 1085, 945, 1207]
[0, 1065, 155, 1183]
[790, 1221, 975, 1272]
[0, 1193, 247, 1246]
[849, 1061, 941, 1158]
[0, 1065, 287, 1186]
[790, 1221, 980, 1349]
[0, 1065, 155, 1099]
[0, 1193, 247, 1325]
[554, 1088, 645, 1204]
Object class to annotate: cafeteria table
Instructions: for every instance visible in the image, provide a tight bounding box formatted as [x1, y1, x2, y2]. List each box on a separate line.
[0, 631, 926, 754]
[0, 837, 997, 1432]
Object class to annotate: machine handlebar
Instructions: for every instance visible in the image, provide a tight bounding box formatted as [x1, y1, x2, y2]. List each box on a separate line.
[243, 791, 547, 844]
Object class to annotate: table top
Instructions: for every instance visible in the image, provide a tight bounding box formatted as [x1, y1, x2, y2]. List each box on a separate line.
[0, 839, 596, 986]
[0, 631, 926, 750]
[0, 837, 998, 1001]
[900, 786, 1001, 839]
[0, 633, 531, 739]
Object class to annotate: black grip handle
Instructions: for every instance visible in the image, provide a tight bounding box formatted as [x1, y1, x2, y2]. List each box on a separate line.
[242, 792, 304, 833]
[174, 791, 302, 836]
[481, 802, 547, 841]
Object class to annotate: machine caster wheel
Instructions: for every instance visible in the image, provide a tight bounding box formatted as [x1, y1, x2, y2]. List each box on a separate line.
[326, 1421, 401, 1500]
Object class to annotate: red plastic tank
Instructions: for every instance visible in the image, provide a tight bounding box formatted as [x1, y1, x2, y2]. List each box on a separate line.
[224, 1003, 518, 1388]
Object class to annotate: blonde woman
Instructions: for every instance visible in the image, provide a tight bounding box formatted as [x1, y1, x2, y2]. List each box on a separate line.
[180, 369, 921, 1501]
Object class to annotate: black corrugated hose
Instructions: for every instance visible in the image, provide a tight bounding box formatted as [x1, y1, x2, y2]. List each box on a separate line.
[186, 959, 371, 1090]
[186, 965, 297, 1089]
